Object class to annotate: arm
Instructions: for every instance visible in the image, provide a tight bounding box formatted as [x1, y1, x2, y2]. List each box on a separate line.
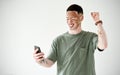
[33, 49, 54, 67]
[91, 12, 108, 50]
[97, 23, 107, 49]
[38, 58, 54, 67]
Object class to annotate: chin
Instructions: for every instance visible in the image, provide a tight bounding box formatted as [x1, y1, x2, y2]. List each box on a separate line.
[69, 27, 75, 30]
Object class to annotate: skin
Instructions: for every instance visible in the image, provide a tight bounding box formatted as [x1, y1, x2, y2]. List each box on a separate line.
[91, 12, 107, 49]
[66, 11, 83, 34]
[33, 11, 108, 67]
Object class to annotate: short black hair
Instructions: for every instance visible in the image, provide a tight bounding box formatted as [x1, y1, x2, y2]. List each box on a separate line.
[66, 4, 83, 14]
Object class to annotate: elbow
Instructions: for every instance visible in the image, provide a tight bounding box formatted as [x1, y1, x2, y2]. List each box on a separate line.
[103, 44, 108, 50]
[104, 42, 108, 49]
[101, 44, 108, 50]
[41, 60, 54, 68]
[44, 64, 53, 68]
[40, 64, 53, 68]
[98, 42, 108, 50]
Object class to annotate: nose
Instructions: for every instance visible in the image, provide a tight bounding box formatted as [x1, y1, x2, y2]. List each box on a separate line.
[67, 19, 73, 24]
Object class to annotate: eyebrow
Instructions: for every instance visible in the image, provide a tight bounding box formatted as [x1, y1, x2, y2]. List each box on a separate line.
[66, 17, 77, 19]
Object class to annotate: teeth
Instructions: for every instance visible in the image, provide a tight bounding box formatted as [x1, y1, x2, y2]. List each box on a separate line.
[70, 24, 73, 27]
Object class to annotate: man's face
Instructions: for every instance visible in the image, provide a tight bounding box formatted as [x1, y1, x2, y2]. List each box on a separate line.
[66, 11, 83, 30]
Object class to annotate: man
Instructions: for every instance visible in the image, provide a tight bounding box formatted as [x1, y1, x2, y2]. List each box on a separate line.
[33, 4, 107, 75]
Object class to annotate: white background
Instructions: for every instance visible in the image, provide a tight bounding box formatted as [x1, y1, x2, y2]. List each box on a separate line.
[0, 0, 120, 75]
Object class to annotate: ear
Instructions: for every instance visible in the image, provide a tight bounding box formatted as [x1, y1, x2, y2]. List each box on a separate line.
[79, 15, 84, 21]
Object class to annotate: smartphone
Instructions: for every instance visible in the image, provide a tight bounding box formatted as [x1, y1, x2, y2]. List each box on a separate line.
[34, 45, 41, 53]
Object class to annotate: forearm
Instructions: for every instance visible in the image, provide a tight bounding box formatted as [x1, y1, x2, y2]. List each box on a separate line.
[97, 23, 108, 49]
[38, 58, 54, 68]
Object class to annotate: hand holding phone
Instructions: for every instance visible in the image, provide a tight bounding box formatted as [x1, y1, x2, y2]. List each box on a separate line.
[34, 45, 41, 53]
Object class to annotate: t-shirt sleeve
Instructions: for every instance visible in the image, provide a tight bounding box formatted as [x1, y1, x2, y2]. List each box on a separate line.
[92, 33, 105, 51]
[47, 39, 57, 63]
[92, 33, 98, 51]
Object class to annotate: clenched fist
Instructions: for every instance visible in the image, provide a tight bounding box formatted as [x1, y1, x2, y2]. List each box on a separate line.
[91, 12, 100, 22]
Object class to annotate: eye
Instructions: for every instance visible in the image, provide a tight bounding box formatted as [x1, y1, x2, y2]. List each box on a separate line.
[66, 17, 77, 21]
[71, 18, 77, 21]
[66, 18, 70, 20]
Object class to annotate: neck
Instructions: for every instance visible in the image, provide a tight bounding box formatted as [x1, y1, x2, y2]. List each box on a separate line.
[68, 26, 82, 34]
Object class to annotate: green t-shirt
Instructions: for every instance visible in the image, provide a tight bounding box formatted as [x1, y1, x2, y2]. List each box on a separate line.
[47, 30, 98, 75]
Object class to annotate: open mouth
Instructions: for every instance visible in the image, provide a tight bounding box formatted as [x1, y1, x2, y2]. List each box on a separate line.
[69, 24, 74, 28]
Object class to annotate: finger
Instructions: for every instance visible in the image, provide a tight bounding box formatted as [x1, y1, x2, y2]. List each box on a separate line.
[33, 49, 38, 54]
[34, 55, 44, 60]
[91, 12, 96, 17]
[33, 52, 44, 57]
[36, 57, 44, 62]
[33, 53, 44, 59]
[91, 12, 93, 16]
[35, 56, 44, 59]
[35, 54, 44, 59]
[38, 52, 44, 55]
[35, 53, 44, 57]
[94, 12, 99, 15]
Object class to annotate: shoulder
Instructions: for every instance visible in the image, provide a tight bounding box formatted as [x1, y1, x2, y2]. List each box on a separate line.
[53, 32, 67, 43]
[83, 30, 97, 37]
[82, 31, 98, 41]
